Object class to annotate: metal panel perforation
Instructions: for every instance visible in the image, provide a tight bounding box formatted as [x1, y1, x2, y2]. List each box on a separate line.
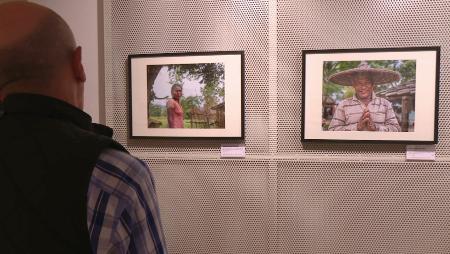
[278, 161, 450, 253]
[146, 158, 270, 254]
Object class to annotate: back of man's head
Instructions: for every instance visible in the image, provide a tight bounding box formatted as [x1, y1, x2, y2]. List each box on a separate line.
[0, 1, 77, 96]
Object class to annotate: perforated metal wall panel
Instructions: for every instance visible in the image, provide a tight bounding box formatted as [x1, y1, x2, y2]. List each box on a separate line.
[147, 159, 270, 253]
[104, 1, 450, 253]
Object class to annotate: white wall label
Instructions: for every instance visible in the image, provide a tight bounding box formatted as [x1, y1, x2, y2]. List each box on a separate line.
[406, 145, 436, 161]
[221, 145, 246, 158]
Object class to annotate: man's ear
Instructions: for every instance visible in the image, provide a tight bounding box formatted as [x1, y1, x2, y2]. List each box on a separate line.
[72, 46, 86, 83]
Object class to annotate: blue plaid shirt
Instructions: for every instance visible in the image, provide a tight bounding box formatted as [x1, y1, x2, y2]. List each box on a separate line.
[87, 149, 167, 254]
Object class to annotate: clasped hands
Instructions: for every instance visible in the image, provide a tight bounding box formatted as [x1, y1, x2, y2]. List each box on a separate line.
[357, 108, 376, 131]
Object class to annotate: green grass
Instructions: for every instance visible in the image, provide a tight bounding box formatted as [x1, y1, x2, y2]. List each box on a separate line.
[148, 116, 168, 128]
[148, 116, 193, 128]
[149, 116, 218, 129]
[184, 120, 192, 128]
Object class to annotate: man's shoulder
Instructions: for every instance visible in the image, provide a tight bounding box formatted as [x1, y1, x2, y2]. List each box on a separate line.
[95, 149, 151, 182]
[97, 149, 147, 171]
[91, 149, 154, 198]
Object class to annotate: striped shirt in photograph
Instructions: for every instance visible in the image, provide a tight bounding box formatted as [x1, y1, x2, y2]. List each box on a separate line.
[87, 149, 167, 254]
[328, 93, 401, 132]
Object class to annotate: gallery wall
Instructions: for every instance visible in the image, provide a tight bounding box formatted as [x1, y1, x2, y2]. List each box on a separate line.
[104, 1, 450, 253]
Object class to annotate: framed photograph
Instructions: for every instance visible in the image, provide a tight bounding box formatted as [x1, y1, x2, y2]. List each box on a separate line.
[128, 51, 244, 138]
[302, 47, 440, 143]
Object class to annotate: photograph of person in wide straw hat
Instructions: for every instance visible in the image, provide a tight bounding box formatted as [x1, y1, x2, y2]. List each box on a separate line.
[322, 60, 416, 132]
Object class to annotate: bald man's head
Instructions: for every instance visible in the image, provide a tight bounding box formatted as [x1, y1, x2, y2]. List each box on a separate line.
[0, 1, 76, 89]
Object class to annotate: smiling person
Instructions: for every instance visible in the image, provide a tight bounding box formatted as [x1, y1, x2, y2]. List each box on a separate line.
[328, 62, 401, 132]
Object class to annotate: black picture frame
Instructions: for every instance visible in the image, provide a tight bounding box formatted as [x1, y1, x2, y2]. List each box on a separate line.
[301, 47, 440, 143]
[128, 51, 245, 139]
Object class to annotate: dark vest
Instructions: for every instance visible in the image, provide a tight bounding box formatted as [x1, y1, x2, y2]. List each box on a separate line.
[0, 94, 126, 254]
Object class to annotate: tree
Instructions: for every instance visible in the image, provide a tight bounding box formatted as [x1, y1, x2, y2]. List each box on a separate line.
[323, 61, 360, 101]
[149, 103, 162, 117]
[167, 63, 225, 109]
[398, 60, 416, 82]
[181, 96, 202, 118]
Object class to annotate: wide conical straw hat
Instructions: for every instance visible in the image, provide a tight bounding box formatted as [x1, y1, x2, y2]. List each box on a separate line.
[329, 61, 401, 86]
